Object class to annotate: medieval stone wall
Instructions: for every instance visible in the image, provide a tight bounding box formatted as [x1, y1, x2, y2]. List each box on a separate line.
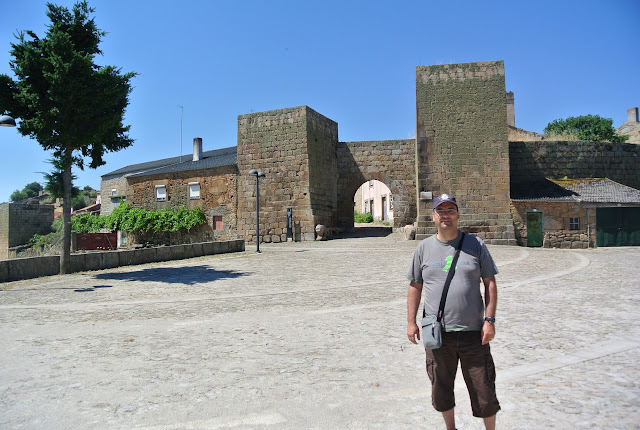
[237, 106, 318, 243]
[415, 61, 514, 244]
[510, 141, 640, 190]
[126, 165, 238, 243]
[336, 139, 416, 229]
[307, 108, 339, 228]
[0, 203, 54, 259]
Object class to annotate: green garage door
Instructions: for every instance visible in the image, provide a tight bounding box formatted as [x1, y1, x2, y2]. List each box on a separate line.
[596, 207, 640, 247]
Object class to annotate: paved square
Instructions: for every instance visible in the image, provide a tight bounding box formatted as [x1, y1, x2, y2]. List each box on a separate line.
[1, 235, 639, 429]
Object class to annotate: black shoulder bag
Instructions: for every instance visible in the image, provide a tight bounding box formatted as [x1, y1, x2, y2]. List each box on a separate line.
[421, 232, 466, 350]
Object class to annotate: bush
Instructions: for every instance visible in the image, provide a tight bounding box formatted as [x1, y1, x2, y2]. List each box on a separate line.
[544, 115, 628, 143]
[354, 210, 373, 223]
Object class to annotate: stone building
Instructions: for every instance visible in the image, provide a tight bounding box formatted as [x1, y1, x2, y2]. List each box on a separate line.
[617, 107, 640, 144]
[511, 178, 640, 248]
[100, 60, 640, 248]
[0, 203, 54, 259]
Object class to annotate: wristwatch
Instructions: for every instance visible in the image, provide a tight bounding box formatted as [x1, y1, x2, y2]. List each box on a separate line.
[484, 317, 495, 324]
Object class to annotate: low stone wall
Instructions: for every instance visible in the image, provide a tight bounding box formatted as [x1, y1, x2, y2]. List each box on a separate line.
[0, 240, 245, 283]
[543, 231, 590, 249]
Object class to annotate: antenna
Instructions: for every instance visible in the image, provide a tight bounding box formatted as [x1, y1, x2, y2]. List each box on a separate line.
[179, 105, 184, 162]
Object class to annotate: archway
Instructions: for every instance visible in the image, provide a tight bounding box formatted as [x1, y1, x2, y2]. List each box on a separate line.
[353, 179, 394, 225]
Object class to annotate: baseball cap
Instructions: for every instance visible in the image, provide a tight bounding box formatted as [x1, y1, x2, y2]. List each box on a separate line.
[433, 193, 458, 210]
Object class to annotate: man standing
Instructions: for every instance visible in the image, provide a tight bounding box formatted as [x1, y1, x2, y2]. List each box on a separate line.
[407, 194, 500, 430]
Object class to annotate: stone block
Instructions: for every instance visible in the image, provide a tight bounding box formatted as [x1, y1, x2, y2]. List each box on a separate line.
[182, 244, 196, 260]
[156, 246, 171, 262]
[84, 252, 104, 271]
[102, 251, 120, 269]
[119, 249, 137, 266]
[0, 260, 10, 283]
[8, 256, 59, 281]
[170, 245, 185, 260]
[136, 248, 158, 264]
[69, 254, 86, 273]
[202, 242, 216, 255]
[191, 243, 204, 257]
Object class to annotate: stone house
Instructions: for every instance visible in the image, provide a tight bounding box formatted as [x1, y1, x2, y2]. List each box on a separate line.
[101, 140, 237, 243]
[511, 178, 640, 248]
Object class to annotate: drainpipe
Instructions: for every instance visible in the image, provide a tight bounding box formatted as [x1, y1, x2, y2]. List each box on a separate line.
[587, 208, 590, 249]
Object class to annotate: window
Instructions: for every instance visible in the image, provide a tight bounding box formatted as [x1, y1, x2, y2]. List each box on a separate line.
[364, 201, 369, 213]
[155, 185, 166, 201]
[189, 182, 200, 199]
[569, 217, 580, 230]
[213, 216, 223, 230]
[111, 189, 117, 196]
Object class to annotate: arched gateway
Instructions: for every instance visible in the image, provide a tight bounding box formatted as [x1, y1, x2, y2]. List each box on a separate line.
[236, 106, 416, 242]
[234, 60, 516, 243]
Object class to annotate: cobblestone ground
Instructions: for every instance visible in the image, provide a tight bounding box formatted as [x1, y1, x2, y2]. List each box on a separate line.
[1, 234, 639, 429]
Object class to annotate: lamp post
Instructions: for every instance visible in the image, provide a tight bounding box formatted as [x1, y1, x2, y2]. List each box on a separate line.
[249, 169, 266, 252]
[0, 114, 16, 127]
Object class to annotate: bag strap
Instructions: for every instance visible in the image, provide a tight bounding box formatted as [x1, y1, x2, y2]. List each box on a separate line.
[423, 232, 466, 321]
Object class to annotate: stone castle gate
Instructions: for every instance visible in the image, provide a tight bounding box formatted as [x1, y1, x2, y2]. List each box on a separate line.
[236, 60, 517, 244]
[236, 107, 415, 243]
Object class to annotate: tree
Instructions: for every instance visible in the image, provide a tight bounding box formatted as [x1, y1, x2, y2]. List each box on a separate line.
[0, 1, 136, 273]
[544, 114, 629, 143]
[9, 181, 44, 202]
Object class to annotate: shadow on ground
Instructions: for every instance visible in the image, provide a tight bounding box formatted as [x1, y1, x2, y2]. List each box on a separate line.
[93, 265, 246, 285]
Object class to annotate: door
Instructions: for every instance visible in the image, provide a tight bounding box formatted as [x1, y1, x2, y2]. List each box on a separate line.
[526, 212, 543, 247]
[597, 207, 640, 247]
[382, 196, 387, 221]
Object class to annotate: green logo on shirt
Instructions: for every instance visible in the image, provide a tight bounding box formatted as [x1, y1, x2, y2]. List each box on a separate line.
[443, 255, 453, 272]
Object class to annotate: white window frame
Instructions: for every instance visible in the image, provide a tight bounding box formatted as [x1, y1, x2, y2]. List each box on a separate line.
[155, 185, 167, 202]
[569, 217, 580, 230]
[189, 182, 200, 200]
[111, 188, 117, 196]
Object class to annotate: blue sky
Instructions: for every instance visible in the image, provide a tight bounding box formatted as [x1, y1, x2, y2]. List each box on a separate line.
[1, 0, 638, 202]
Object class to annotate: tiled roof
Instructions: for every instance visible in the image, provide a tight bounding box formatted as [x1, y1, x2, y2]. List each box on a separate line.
[511, 178, 640, 204]
[102, 146, 237, 179]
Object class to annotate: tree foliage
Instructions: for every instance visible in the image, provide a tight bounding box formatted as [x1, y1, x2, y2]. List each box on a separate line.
[9, 181, 43, 202]
[544, 114, 629, 143]
[0, 1, 136, 273]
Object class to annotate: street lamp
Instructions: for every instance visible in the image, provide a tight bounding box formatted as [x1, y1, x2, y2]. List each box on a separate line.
[249, 169, 266, 252]
[0, 114, 16, 127]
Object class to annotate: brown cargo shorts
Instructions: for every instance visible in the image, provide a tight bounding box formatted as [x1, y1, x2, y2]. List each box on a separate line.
[425, 330, 500, 418]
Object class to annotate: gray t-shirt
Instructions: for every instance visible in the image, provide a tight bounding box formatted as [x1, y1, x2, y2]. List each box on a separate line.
[407, 232, 498, 331]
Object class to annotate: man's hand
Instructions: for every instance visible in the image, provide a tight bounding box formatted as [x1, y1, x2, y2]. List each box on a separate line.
[407, 322, 421, 344]
[481, 321, 495, 345]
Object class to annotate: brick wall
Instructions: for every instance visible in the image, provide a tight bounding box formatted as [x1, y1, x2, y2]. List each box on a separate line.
[336, 139, 416, 229]
[415, 61, 514, 244]
[510, 141, 640, 190]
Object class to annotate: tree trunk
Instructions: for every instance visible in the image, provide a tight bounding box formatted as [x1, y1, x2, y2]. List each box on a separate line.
[60, 149, 73, 274]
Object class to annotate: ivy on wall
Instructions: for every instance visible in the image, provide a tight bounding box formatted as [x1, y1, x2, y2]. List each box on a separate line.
[71, 203, 207, 233]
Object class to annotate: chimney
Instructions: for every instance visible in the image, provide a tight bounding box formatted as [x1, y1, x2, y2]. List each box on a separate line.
[505, 91, 515, 127]
[193, 137, 203, 161]
[628, 107, 639, 123]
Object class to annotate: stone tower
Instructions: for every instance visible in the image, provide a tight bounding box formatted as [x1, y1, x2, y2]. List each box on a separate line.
[237, 106, 338, 243]
[415, 60, 516, 244]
